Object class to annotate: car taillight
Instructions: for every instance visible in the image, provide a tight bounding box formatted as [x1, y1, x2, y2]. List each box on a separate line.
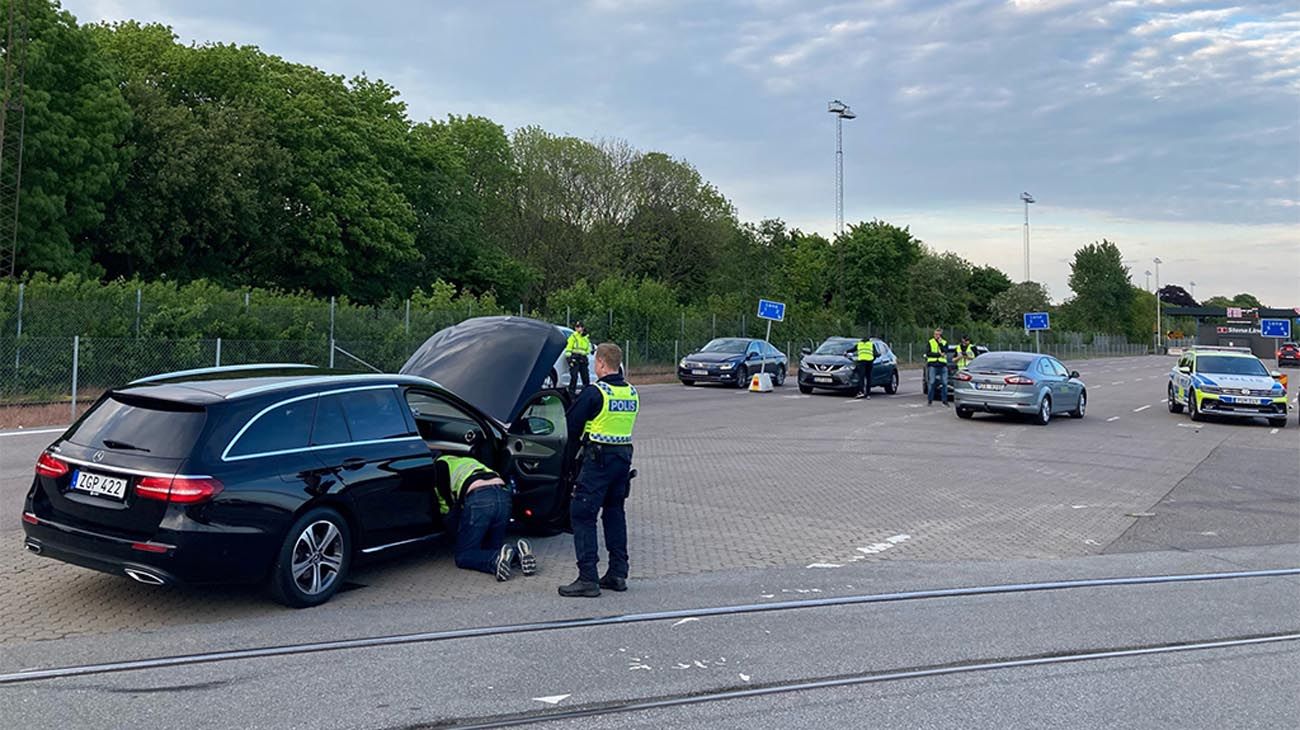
[35, 452, 69, 478]
[135, 476, 223, 504]
[1004, 375, 1034, 385]
[955, 372, 972, 382]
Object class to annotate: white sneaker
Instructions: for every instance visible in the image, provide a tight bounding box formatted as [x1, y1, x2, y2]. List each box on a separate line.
[515, 539, 537, 576]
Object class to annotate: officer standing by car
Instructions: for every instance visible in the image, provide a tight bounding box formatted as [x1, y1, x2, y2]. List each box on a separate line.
[565, 322, 592, 395]
[854, 335, 876, 399]
[560, 342, 638, 598]
[955, 335, 975, 370]
[926, 328, 950, 406]
[436, 455, 537, 582]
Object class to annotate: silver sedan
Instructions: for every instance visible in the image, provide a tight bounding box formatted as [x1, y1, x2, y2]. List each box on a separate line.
[952, 351, 1087, 425]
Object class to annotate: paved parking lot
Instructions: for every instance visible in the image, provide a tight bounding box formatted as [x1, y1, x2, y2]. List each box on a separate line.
[0, 355, 1296, 643]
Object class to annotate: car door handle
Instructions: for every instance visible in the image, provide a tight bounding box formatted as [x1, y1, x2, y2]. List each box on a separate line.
[518, 459, 541, 474]
[340, 457, 366, 471]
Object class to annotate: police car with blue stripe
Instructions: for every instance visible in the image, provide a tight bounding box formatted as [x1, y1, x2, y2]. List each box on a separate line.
[1167, 346, 1288, 427]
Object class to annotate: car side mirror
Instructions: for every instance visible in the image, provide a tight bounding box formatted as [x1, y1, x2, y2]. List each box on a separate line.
[523, 417, 554, 436]
[747, 352, 759, 360]
[800, 347, 812, 356]
[1069, 371, 1080, 380]
[1271, 371, 1283, 380]
[1178, 366, 1191, 374]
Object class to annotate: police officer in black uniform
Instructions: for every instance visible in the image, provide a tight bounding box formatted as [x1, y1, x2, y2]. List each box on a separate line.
[559, 342, 639, 598]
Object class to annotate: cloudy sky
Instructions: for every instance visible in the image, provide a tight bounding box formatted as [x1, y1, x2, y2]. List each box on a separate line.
[66, 0, 1300, 306]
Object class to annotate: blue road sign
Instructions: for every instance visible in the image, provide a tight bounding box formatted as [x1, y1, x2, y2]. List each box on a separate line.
[1261, 318, 1291, 339]
[1023, 312, 1050, 331]
[757, 299, 786, 322]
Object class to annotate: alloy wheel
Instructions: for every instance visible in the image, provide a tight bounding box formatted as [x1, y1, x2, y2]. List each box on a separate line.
[290, 520, 345, 596]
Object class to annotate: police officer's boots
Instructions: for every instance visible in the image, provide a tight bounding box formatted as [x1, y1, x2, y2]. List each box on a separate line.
[558, 579, 601, 598]
[599, 574, 627, 592]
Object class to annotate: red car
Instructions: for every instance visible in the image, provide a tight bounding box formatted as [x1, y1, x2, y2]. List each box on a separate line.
[1278, 342, 1300, 368]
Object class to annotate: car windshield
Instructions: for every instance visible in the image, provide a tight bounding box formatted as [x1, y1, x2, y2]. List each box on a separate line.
[701, 338, 749, 354]
[969, 354, 1036, 372]
[1197, 355, 1269, 376]
[814, 338, 858, 355]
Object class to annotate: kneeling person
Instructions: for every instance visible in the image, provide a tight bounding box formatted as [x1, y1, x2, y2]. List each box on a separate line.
[436, 455, 537, 581]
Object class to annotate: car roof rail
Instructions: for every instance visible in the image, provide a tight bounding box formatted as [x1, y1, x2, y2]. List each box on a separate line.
[223, 373, 440, 400]
[129, 363, 318, 385]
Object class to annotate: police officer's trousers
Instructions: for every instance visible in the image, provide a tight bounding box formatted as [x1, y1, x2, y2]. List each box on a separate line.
[567, 355, 590, 395]
[571, 445, 632, 583]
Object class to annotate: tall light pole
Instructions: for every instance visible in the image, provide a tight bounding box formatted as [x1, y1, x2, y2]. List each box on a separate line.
[1153, 257, 1162, 352]
[827, 100, 856, 237]
[1020, 192, 1035, 281]
[1190, 280, 1196, 302]
[1144, 270, 1152, 292]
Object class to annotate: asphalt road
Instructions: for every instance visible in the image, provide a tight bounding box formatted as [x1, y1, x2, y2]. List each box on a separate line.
[0, 354, 1297, 728]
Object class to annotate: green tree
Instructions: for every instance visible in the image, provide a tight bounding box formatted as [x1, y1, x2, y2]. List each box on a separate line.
[835, 220, 924, 327]
[86, 23, 419, 301]
[1065, 240, 1134, 334]
[88, 22, 292, 283]
[9, 0, 131, 275]
[1202, 293, 1266, 309]
[990, 281, 1051, 327]
[907, 250, 972, 329]
[1129, 287, 1157, 342]
[967, 265, 1013, 322]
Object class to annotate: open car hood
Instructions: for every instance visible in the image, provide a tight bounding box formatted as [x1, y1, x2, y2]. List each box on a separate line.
[400, 316, 567, 425]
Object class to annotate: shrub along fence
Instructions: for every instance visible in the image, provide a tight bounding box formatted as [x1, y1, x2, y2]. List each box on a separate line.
[1, 277, 1160, 411]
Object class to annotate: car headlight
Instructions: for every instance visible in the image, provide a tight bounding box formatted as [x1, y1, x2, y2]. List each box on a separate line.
[719, 362, 735, 370]
[836, 363, 854, 372]
[679, 359, 688, 368]
[1199, 385, 1221, 394]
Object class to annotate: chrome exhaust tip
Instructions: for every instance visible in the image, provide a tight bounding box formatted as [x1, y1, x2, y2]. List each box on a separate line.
[24, 540, 41, 555]
[124, 568, 165, 586]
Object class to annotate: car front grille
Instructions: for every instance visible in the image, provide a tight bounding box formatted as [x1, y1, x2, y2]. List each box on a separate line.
[807, 363, 839, 373]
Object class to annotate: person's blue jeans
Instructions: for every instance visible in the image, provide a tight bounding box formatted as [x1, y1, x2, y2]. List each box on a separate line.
[452, 486, 511, 574]
[570, 446, 632, 583]
[927, 363, 949, 403]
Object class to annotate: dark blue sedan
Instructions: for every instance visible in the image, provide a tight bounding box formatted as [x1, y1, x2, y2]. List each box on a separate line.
[678, 338, 788, 388]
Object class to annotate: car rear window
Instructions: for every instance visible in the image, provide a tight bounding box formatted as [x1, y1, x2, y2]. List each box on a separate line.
[66, 394, 207, 459]
[970, 354, 1036, 372]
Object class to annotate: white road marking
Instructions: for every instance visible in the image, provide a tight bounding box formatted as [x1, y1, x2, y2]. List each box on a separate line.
[672, 617, 701, 627]
[533, 695, 572, 705]
[1270, 428, 1279, 435]
[886, 534, 911, 544]
[1107, 416, 1121, 422]
[806, 563, 842, 568]
[1133, 405, 1151, 413]
[0, 427, 65, 438]
[1177, 423, 1203, 429]
[1110, 381, 1124, 385]
[1071, 505, 1089, 509]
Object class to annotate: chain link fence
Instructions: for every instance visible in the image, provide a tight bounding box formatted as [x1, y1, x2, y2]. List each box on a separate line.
[2, 332, 1158, 421]
[1, 282, 1168, 416]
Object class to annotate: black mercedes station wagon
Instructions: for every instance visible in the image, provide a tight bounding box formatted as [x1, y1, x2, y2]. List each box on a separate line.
[22, 317, 573, 607]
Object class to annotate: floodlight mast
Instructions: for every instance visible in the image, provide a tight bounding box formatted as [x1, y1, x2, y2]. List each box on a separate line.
[828, 100, 856, 237]
[1020, 192, 1035, 282]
